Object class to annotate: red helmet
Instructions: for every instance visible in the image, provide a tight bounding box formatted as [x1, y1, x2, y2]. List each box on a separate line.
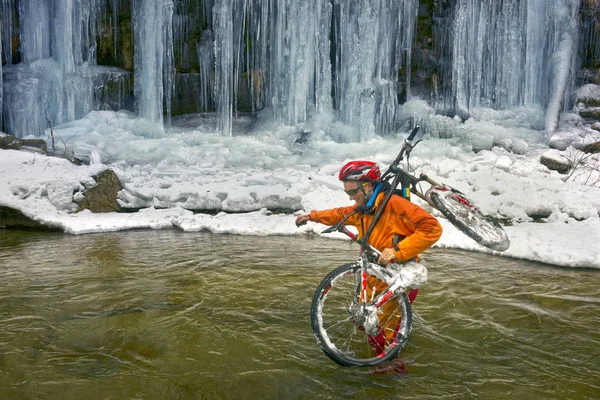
[338, 160, 381, 182]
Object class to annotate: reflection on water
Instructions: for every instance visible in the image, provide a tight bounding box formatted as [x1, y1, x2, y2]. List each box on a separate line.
[0, 229, 599, 399]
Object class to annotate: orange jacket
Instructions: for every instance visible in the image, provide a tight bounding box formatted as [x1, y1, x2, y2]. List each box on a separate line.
[310, 192, 443, 261]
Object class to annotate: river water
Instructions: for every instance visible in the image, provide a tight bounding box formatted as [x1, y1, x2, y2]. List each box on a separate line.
[0, 229, 599, 399]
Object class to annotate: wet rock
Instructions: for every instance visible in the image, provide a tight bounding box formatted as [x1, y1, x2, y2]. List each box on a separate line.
[580, 141, 600, 154]
[21, 139, 48, 153]
[578, 107, 600, 120]
[574, 84, 600, 107]
[540, 151, 571, 174]
[294, 130, 311, 145]
[76, 169, 123, 213]
[574, 85, 600, 121]
[0, 134, 22, 150]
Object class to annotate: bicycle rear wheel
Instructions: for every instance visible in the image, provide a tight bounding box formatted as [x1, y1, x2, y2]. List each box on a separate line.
[310, 262, 412, 367]
[427, 187, 510, 252]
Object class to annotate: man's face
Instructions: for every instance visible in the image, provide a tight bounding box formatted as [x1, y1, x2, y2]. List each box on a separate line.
[343, 180, 371, 206]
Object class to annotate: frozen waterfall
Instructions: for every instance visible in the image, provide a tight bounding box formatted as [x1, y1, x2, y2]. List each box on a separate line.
[133, 0, 175, 129]
[448, 0, 581, 133]
[1, 0, 132, 139]
[0, 0, 586, 140]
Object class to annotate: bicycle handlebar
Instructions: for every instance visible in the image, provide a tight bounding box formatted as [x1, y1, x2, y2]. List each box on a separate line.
[320, 212, 381, 256]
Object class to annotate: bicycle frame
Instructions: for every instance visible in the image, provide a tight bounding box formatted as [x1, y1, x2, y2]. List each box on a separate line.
[311, 125, 509, 365]
[318, 126, 438, 335]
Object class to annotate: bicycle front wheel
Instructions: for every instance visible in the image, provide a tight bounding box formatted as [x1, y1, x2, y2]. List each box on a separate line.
[310, 262, 412, 367]
[427, 187, 510, 252]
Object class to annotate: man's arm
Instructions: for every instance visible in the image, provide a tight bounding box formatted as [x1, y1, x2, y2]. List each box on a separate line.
[295, 205, 357, 227]
[388, 197, 443, 261]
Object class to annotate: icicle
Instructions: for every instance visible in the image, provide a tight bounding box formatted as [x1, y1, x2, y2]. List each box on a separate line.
[213, 0, 234, 136]
[164, 0, 175, 129]
[0, 27, 3, 131]
[242, 0, 269, 113]
[270, 0, 319, 124]
[545, 0, 581, 134]
[133, 0, 174, 129]
[335, 0, 418, 139]
[173, 0, 190, 70]
[197, 30, 215, 112]
[449, 0, 581, 120]
[1, 0, 15, 65]
[315, 0, 333, 115]
[54, 0, 76, 74]
[18, 0, 51, 64]
[401, 0, 419, 100]
[112, 0, 119, 62]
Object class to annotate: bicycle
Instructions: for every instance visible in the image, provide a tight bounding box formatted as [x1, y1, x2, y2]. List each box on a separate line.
[308, 125, 510, 367]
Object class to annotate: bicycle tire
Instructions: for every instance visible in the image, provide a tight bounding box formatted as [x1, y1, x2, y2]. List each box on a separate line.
[427, 188, 510, 252]
[310, 262, 412, 367]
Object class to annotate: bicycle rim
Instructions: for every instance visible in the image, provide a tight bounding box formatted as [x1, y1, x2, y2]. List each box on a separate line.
[428, 189, 510, 251]
[310, 263, 412, 367]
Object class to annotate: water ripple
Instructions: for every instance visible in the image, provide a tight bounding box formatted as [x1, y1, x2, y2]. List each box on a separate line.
[0, 231, 599, 399]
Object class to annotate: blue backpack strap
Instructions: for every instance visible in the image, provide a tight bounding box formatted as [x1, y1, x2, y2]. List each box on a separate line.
[364, 182, 382, 211]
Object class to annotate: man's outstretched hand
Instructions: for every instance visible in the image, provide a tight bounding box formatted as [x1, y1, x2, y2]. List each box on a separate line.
[295, 214, 311, 227]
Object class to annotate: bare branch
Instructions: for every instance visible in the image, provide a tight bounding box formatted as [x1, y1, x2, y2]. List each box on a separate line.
[561, 129, 600, 189]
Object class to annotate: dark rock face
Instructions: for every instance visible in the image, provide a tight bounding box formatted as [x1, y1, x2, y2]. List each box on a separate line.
[22, 139, 48, 152]
[76, 169, 123, 213]
[0, 135, 21, 150]
[172, 73, 204, 115]
[0, 169, 123, 231]
[0, 206, 55, 230]
[579, 108, 600, 120]
[0, 134, 47, 152]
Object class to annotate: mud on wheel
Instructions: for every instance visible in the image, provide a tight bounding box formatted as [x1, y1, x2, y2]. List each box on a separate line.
[426, 187, 510, 252]
[310, 262, 412, 367]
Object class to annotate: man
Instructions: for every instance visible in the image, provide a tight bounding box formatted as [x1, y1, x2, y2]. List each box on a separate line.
[296, 160, 442, 353]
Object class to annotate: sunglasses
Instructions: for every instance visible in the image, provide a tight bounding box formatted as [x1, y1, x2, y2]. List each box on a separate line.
[344, 182, 368, 196]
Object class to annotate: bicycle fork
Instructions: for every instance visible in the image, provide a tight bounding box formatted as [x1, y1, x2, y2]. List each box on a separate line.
[353, 266, 408, 337]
